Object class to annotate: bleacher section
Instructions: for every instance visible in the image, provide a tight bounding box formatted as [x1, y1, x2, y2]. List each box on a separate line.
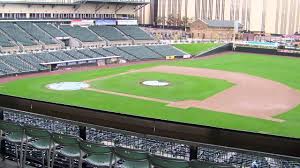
[119, 45, 162, 60]
[0, 60, 17, 75]
[36, 23, 68, 38]
[17, 22, 57, 45]
[0, 55, 37, 73]
[35, 52, 61, 63]
[89, 26, 128, 41]
[116, 26, 154, 40]
[78, 48, 104, 58]
[0, 31, 15, 47]
[0, 23, 37, 46]
[0, 44, 185, 77]
[49, 51, 75, 61]
[147, 45, 187, 57]
[18, 54, 48, 71]
[104, 47, 138, 61]
[64, 50, 89, 59]
[92, 48, 115, 57]
[60, 25, 101, 42]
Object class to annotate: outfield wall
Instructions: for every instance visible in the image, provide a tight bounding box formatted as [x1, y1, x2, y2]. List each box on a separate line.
[234, 46, 300, 57]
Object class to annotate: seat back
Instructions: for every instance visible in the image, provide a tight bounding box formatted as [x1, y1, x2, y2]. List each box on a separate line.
[79, 140, 112, 155]
[0, 120, 23, 133]
[25, 126, 51, 140]
[51, 132, 79, 147]
[149, 155, 190, 168]
[114, 147, 148, 161]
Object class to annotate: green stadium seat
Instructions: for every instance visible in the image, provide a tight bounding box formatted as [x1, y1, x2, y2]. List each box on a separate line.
[149, 155, 190, 168]
[114, 147, 150, 168]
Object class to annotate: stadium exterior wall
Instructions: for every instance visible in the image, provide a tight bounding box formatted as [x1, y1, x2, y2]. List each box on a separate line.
[138, 0, 300, 35]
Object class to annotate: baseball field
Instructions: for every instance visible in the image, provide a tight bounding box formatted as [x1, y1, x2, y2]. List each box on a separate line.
[1, 45, 300, 139]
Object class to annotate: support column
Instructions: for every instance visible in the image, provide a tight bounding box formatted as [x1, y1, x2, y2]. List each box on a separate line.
[189, 145, 198, 161]
[79, 125, 87, 168]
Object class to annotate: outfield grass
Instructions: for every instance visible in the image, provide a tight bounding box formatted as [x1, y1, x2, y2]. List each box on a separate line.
[1, 53, 300, 138]
[90, 72, 233, 101]
[173, 43, 221, 55]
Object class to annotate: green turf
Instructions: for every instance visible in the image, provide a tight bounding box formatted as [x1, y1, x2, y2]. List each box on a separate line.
[173, 43, 221, 55]
[90, 72, 233, 101]
[1, 53, 300, 138]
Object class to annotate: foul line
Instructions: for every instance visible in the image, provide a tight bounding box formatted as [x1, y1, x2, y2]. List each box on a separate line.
[84, 87, 172, 104]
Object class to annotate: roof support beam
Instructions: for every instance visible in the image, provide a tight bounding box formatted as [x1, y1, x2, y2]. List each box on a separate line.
[95, 3, 106, 12]
[115, 4, 126, 13]
[134, 4, 146, 12]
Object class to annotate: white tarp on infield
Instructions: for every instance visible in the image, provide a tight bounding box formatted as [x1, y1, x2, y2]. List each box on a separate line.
[47, 82, 89, 91]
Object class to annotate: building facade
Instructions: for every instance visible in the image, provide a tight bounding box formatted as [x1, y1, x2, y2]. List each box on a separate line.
[189, 19, 242, 40]
[138, 0, 300, 35]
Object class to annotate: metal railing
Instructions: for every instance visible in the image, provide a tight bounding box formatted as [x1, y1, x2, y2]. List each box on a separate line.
[1, 107, 300, 168]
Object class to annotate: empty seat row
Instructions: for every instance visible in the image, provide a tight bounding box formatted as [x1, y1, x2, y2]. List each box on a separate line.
[147, 45, 187, 57]
[36, 23, 68, 38]
[0, 31, 15, 47]
[35, 52, 61, 63]
[78, 48, 103, 58]
[116, 26, 154, 40]
[104, 47, 139, 61]
[18, 54, 48, 71]
[17, 22, 57, 45]
[0, 55, 37, 73]
[89, 25, 128, 41]
[0, 23, 37, 46]
[0, 60, 17, 75]
[49, 51, 75, 61]
[64, 49, 89, 59]
[119, 45, 162, 59]
[60, 25, 101, 42]
[0, 120, 234, 168]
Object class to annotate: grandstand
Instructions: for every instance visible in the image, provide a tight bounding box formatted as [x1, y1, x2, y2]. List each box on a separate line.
[89, 25, 131, 45]
[36, 23, 69, 38]
[103, 47, 139, 61]
[119, 45, 163, 59]
[0, 55, 37, 73]
[116, 25, 154, 41]
[60, 25, 105, 47]
[147, 45, 188, 57]
[0, 22, 42, 51]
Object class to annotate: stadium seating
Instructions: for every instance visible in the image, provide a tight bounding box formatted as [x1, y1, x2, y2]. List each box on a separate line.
[17, 22, 57, 44]
[147, 45, 187, 57]
[0, 60, 17, 75]
[92, 48, 115, 57]
[89, 25, 129, 41]
[103, 47, 139, 61]
[78, 48, 104, 58]
[0, 31, 15, 47]
[18, 54, 48, 71]
[0, 55, 37, 73]
[64, 49, 89, 59]
[118, 45, 162, 60]
[0, 23, 37, 46]
[36, 23, 68, 38]
[60, 25, 101, 42]
[116, 26, 154, 40]
[34, 52, 62, 63]
[49, 51, 75, 61]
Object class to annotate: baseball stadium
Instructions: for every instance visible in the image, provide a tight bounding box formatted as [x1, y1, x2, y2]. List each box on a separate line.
[0, 0, 299, 168]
